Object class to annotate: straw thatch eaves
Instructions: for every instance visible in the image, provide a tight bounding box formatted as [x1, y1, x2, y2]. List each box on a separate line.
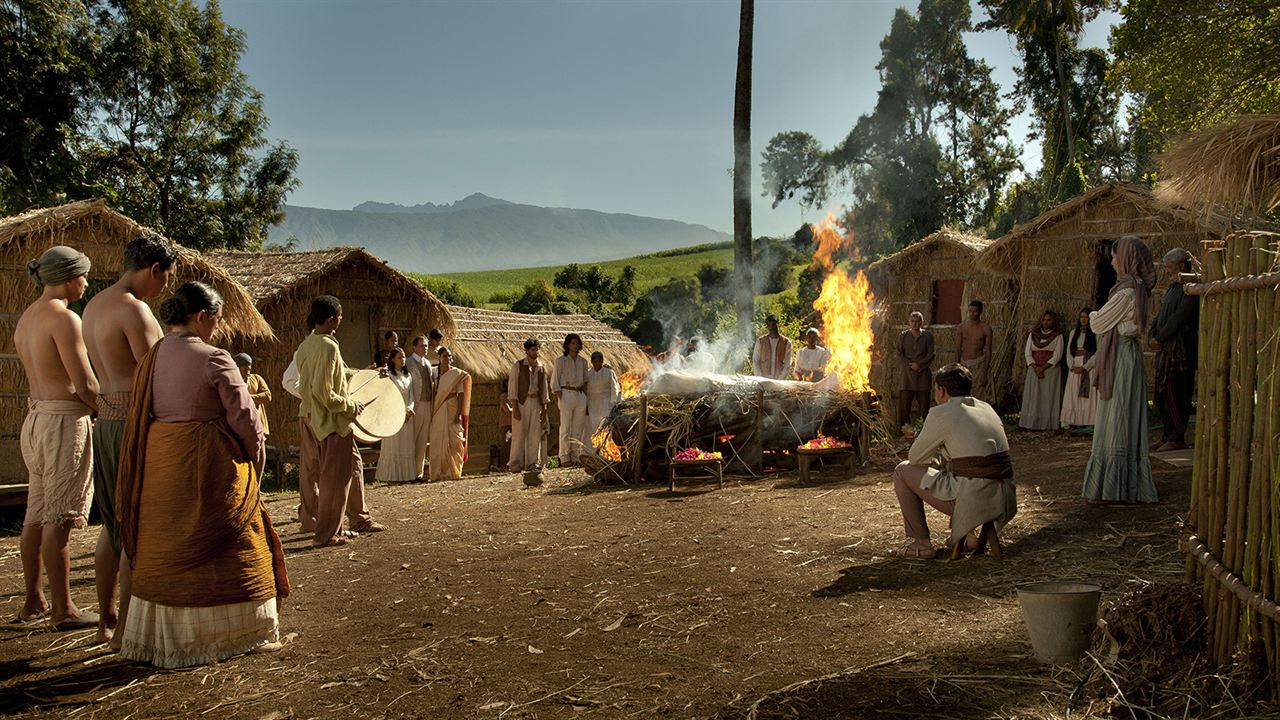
[867, 226, 992, 279]
[204, 246, 454, 336]
[446, 305, 648, 382]
[865, 227, 1017, 409]
[0, 199, 272, 340]
[976, 183, 1234, 278]
[1158, 113, 1280, 216]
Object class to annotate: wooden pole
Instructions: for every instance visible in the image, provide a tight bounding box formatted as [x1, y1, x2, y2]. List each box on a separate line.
[635, 395, 647, 484]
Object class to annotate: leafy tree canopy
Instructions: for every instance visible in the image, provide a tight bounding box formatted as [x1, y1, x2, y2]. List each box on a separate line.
[0, 0, 297, 250]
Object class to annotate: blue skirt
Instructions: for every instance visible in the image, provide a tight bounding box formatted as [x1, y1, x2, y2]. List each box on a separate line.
[1082, 335, 1156, 503]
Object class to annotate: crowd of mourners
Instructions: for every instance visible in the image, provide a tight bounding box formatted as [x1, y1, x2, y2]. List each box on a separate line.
[9, 231, 1197, 668]
[887, 236, 1199, 558]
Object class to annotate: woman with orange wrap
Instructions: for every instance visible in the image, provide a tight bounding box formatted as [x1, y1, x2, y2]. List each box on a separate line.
[116, 282, 289, 668]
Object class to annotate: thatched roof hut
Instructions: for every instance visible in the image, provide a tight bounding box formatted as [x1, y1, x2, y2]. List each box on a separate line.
[1158, 114, 1280, 216]
[976, 182, 1235, 396]
[866, 228, 1018, 411]
[0, 200, 271, 484]
[445, 305, 648, 473]
[207, 247, 454, 457]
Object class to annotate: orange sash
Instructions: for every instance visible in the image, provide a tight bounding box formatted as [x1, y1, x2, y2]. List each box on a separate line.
[117, 343, 289, 606]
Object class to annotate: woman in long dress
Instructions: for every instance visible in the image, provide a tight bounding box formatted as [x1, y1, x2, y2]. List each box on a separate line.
[1060, 308, 1098, 429]
[1019, 310, 1064, 430]
[1082, 236, 1158, 504]
[117, 282, 288, 668]
[429, 347, 472, 481]
[375, 347, 418, 483]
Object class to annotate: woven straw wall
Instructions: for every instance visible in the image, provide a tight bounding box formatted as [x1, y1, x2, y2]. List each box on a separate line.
[868, 236, 1019, 418]
[1008, 206, 1219, 398]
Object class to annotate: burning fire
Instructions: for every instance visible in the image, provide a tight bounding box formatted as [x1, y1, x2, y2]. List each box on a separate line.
[810, 214, 875, 393]
[592, 426, 623, 462]
[619, 371, 644, 399]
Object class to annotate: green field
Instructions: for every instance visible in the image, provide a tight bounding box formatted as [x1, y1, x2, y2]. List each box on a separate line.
[417, 242, 734, 303]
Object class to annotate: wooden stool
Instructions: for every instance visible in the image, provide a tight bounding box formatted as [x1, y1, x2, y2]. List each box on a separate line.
[796, 449, 856, 483]
[668, 459, 724, 492]
[950, 522, 1004, 561]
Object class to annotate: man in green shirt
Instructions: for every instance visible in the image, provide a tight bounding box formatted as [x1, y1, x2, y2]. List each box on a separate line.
[296, 295, 384, 548]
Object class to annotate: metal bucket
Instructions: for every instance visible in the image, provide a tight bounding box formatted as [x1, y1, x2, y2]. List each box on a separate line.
[1016, 581, 1102, 663]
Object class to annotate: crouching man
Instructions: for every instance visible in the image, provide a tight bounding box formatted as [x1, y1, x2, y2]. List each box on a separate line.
[890, 363, 1016, 560]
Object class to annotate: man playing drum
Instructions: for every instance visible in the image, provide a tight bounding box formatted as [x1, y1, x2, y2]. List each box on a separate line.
[295, 296, 384, 547]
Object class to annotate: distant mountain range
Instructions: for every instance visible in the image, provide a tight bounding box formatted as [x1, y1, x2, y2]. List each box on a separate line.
[270, 194, 730, 273]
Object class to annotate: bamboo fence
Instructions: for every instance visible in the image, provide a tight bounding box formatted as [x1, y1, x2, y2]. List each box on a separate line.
[1184, 229, 1280, 682]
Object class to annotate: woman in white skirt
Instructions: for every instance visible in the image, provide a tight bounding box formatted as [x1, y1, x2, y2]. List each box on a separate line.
[1060, 308, 1098, 429]
[375, 348, 419, 483]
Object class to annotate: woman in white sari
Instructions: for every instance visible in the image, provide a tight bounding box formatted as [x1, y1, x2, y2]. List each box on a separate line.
[429, 347, 472, 481]
[375, 348, 418, 483]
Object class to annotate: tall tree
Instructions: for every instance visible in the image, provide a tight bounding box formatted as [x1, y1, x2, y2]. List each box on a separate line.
[0, 0, 297, 249]
[761, 0, 1019, 254]
[1111, 0, 1280, 142]
[88, 0, 298, 250]
[733, 0, 754, 350]
[0, 0, 95, 210]
[978, 0, 1112, 195]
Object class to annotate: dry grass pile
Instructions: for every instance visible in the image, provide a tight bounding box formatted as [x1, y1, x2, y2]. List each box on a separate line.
[1081, 581, 1275, 718]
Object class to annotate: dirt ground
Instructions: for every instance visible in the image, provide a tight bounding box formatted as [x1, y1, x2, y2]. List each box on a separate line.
[0, 432, 1194, 719]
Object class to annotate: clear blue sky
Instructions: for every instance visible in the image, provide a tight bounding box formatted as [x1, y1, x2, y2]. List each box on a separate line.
[220, 0, 1116, 238]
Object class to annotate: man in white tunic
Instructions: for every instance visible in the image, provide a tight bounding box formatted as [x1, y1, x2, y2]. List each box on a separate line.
[585, 351, 621, 436]
[684, 337, 717, 374]
[794, 328, 831, 382]
[752, 315, 793, 379]
[890, 363, 1016, 559]
[552, 333, 590, 466]
[407, 332, 439, 481]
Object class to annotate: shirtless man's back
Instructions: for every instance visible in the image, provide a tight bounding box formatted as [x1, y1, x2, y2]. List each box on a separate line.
[15, 245, 99, 629]
[82, 233, 176, 646]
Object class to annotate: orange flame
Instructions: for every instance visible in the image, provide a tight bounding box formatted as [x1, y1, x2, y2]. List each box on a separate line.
[811, 216, 875, 393]
[810, 212, 858, 270]
[592, 426, 623, 462]
[619, 371, 644, 399]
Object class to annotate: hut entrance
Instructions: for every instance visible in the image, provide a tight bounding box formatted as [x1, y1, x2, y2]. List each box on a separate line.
[335, 300, 374, 368]
[930, 279, 966, 325]
[1094, 240, 1118, 308]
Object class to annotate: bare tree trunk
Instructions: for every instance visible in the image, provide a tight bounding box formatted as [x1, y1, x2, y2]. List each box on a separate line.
[1051, 24, 1074, 182]
[733, 0, 755, 364]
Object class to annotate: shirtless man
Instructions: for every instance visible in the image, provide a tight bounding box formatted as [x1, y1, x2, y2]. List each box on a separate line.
[14, 245, 100, 630]
[957, 300, 994, 400]
[83, 233, 177, 645]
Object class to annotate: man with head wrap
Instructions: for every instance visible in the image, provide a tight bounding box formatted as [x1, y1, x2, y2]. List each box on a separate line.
[14, 245, 101, 629]
[1082, 236, 1159, 505]
[1148, 248, 1198, 452]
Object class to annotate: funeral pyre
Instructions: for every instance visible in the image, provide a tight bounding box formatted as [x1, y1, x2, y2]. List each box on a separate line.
[581, 216, 886, 482]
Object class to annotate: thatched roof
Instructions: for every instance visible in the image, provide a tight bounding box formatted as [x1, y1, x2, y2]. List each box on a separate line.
[867, 227, 991, 277]
[445, 305, 648, 381]
[1158, 114, 1280, 215]
[976, 183, 1231, 277]
[206, 247, 455, 335]
[0, 199, 273, 340]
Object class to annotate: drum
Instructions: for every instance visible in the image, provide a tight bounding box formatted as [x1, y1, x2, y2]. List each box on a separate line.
[348, 369, 407, 443]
